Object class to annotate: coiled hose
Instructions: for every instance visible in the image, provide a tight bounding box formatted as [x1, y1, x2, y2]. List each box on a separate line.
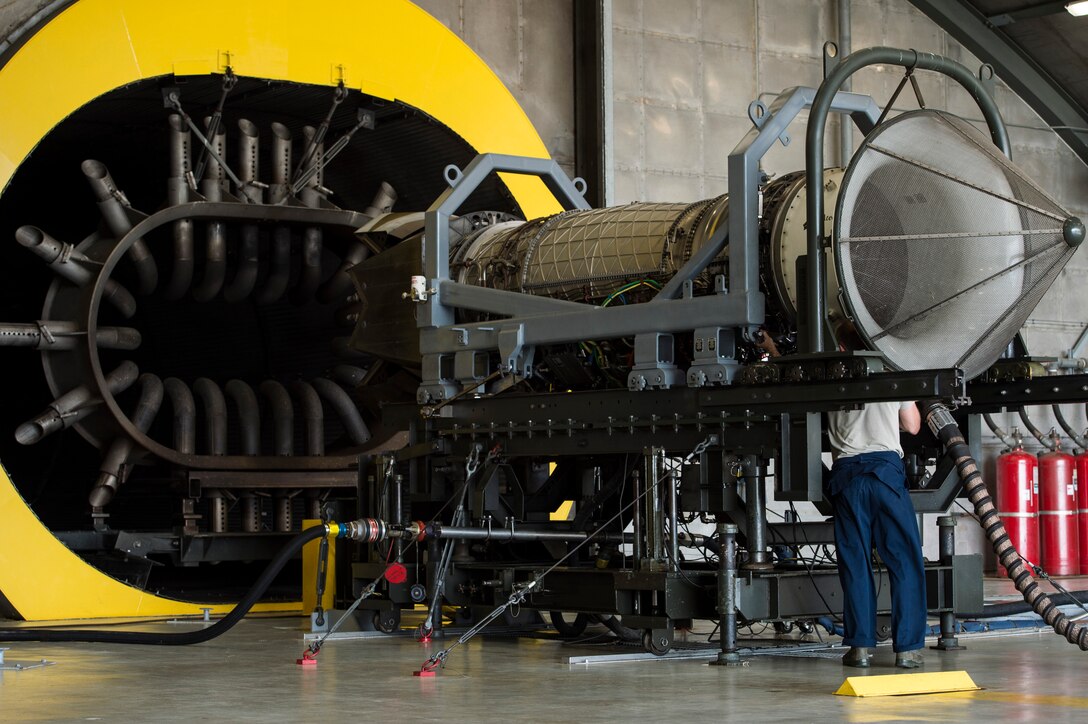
[924, 401, 1088, 650]
[0, 525, 328, 645]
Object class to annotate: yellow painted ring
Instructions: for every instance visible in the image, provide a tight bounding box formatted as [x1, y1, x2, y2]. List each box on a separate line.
[0, 0, 558, 621]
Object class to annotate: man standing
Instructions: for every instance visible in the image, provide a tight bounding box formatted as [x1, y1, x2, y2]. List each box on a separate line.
[828, 401, 927, 669]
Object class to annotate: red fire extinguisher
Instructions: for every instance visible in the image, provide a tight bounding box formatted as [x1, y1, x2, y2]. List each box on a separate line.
[996, 442, 1038, 577]
[1039, 438, 1079, 576]
[1077, 449, 1088, 575]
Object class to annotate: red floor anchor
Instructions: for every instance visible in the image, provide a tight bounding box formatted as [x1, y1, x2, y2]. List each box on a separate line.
[297, 650, 319, 667]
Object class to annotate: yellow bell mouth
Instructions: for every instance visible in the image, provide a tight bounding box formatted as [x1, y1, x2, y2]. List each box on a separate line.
[0, 0, 557, 621]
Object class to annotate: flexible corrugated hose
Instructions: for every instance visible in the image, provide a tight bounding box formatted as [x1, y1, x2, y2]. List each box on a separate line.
[924, 401, 1088, 650]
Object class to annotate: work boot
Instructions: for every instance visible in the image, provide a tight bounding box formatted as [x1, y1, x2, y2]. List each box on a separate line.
[895, 649, 924, 669]
[842, 646, 872, 668]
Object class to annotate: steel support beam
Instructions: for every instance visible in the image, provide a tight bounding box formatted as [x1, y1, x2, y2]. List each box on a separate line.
[573, 0, 612, 207]
[908, 0, 1088, 168]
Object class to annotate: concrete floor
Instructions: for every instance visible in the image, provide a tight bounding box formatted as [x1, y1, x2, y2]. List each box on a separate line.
[3, 611, 1088, 723]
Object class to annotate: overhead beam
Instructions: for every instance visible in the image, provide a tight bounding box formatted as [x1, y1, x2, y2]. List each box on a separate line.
[909, 0, 1088, 169]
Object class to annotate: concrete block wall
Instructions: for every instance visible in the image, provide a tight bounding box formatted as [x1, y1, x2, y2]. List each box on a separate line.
[412, 0, 576, 176]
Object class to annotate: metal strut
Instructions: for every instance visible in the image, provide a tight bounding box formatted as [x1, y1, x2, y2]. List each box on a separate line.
[291, 80, 348, 186]
[193, 68, 238, 183]
[165, 88, 245, 194]
[417, 436, 716, 674]
[290, 107, 375, 196]
[418, 443, 484, 640]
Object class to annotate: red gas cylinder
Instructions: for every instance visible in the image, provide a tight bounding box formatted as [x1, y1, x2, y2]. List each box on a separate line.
[995, 446, 1039, 577]
[1039, 445, 1079, 576]
[1077, 450, 1088, 575]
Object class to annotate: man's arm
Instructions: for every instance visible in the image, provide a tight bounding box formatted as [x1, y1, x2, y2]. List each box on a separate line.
[899, 402, 921, 435]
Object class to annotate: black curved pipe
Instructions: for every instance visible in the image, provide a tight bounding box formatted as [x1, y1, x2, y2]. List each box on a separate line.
[225, 380, 261, 455]
[331, 365, 367, 387]
[257, 227, 292, 304]
[82, 159, 159, 295]
[193, 120, 228, 302]
[311, 378, 369, 444]
[1019, 407, 1057, 450]
[0, 526, 327, 645]
[164, 114, 195, 300]
[16, 225, 137, 317]
[1053, 404, 1088, 451]
[292, 381, 324, 455]
[983, 412, 1021, 450]
[225, 225, 260, 303]
[924, 401, 1088, 650]
[226, 119, 262, 302]
[88, 374, 164, 508]
[163, 378, 196, 454]
[193, 378, 227, 455]
[260, 380, 294, 456]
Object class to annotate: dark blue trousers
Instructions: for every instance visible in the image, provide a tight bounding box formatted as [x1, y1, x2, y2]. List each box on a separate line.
[829, 452, 927, 652]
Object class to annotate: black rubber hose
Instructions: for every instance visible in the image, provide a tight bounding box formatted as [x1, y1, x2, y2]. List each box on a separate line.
[923, 401, 1088, 650]
[0, 525, 327, 645]
[1053, 404, 1088, 450]
[983, 412, 1020, 450]
[1019, 407, 1057, 450]
[599, 614, 641, 642]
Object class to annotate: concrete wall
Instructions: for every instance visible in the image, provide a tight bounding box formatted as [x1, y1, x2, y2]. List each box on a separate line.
[412, 0, 576, 175]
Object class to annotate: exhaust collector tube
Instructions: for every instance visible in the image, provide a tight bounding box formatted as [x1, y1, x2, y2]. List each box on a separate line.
[163, 378, 196, 455]
[924, 401, 1088, 650]
[15, 361, 139, 445]
[16, 226, 137, 317]
[293, 126, 325, 304]
[193, 378, 227, 455]
[88, 374, 164, 508]
[292, 381, 325, 455]
[317, 181, 395, 303]
[311, 377, 369, 445]
[193, 119, 228, 302]
[0, 321, 140, 351]
[82, 160, 159, 295]
[257, 227, 292, 304]
[260, 380, 294, 456]
[225, 119, 262, 302]
[164, 114, 195, 300]
[225, 380, 261, 456]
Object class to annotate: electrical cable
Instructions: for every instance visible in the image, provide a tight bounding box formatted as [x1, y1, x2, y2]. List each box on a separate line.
[0, 525, 328, 645]
[789, 501, 843, 622]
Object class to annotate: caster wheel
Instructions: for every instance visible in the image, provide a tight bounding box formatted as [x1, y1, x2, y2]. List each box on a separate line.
[773, 621, 795, 635]
[374, 608, 401, 634]
[642, 630, 672, 656]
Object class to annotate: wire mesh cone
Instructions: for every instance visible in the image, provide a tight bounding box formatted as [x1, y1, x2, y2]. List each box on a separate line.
[834, 109, 1077, 379]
